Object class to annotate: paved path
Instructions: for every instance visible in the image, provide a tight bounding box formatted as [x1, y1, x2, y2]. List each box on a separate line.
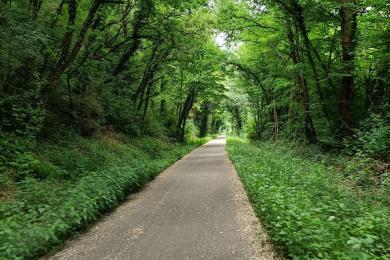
[51, 136, 275, 260]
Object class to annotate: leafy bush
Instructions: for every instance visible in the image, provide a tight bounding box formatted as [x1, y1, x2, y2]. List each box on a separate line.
[227, 138, 390, 259]
[346, 113, 390, 162]
[0, 10, 46, 143]
[186, 136, 213, 146]
[102, 94, 142, 136]
[133, 137, 168, 158]
[0, 135, 207, 259]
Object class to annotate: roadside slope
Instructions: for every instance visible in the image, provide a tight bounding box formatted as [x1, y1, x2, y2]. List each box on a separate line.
[0, 136, 206, 259]
[227, 138, 390, 259]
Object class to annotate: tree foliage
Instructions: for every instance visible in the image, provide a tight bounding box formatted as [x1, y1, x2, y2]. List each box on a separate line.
[0, 0, 225, 147]
[217, 0, 389, 161]
[0, 0, 389, 258]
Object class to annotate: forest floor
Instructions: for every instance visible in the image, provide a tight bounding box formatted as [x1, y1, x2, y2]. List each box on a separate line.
[48, 136, 276, 260]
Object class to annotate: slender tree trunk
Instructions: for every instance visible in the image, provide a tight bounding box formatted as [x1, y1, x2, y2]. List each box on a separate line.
[339, 0, 358, 136]
[142, 85, 151, 121]
[134, 44, 159, 106]
[43, 0, 103, 100]
[66, 73, 74, 110]
[51, 0, 65, 28]
[230, 106, 242, 135]
[159, 80, 167, 116]
[112, 0, 153, 76]
[30, 0, 42, 20]
[273, 99, 279, 140]
[176, 86, 197, 142]
[288, 85, 296, 122]
[198, 103, 210, 138]
[291, 1, 332, 123]
[160, 100, 166, 116]
[287, 23, 317, 143]
[254, 101, 262, 139]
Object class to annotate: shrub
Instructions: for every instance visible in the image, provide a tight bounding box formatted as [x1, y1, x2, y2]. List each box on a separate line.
[102, 94, 142, 136]
[347, 113, 390, 162]
[227, 138, 390, 259]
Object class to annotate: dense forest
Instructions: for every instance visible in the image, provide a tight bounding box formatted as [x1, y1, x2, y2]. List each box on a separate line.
[220, 0, 389, 153]
[0, 0, 389, 154]
[0, 0, 389, 259]
[0, 0, 226, 143]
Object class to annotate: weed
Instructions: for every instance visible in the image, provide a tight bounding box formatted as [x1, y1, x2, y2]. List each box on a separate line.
[227, 138, 390, 259]
[0, 135, 207, 259]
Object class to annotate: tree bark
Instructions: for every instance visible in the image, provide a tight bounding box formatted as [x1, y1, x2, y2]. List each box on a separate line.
[176, 86, 197, 142]
[339, 0, 358, 136]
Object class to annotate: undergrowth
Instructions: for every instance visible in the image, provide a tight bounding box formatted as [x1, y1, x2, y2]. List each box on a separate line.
[0, 133, 208, 259]
[227, 137, 390, 259]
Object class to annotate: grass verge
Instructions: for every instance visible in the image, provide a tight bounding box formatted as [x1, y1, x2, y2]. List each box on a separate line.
[0, 133, 209, 259]
[227, 137, 389, 259]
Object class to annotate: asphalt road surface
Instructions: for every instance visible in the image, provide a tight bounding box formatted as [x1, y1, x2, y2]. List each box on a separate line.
[50, 135, 275, 260]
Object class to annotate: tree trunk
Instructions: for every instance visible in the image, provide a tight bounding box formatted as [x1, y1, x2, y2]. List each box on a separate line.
[134, 44, 159, 106]
[230, 106, 242, 135]
[287, 23, 317, 143]
[112, 0, 153, 76]
[43, 0, 102, 100]
[142, 85, 151, 121]
[51, 0, 65, 28]
[254, 100, 262, 139]
[291, 1, 332, 123]
[176, 86, 197, 142]
[339, 0, 357, 136]
[159, 80, 167, 116]
[198, 103, 210, 138]
[273, 99, 279, 140]
[30, 0, 42, 20]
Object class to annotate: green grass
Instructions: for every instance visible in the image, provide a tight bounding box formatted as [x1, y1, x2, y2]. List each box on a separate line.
[0, 133, 207, 260]
[227, 137, 390, 259]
